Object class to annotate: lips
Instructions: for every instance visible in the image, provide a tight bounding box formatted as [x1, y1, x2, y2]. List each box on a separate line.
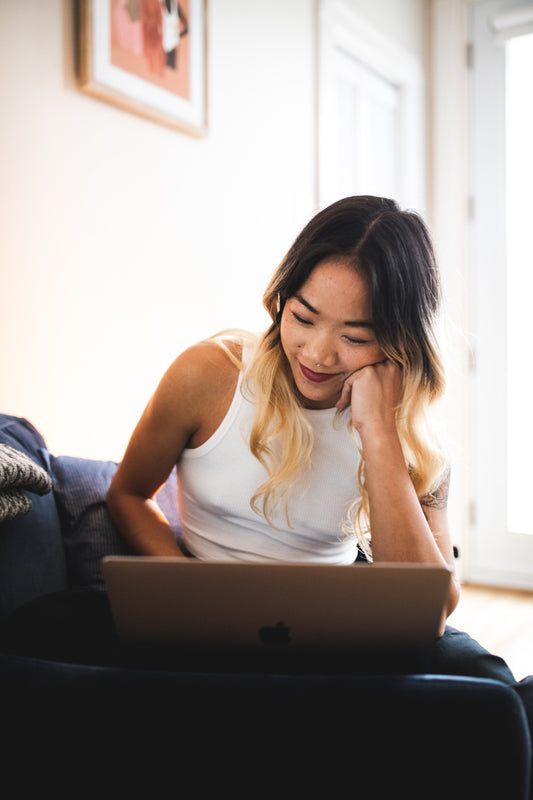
[299, 363, 338, 383]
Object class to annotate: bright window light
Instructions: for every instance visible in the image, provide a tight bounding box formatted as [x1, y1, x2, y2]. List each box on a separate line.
[506, 32, 533, 534]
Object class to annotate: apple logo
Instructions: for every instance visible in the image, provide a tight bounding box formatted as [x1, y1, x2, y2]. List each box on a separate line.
[258, 621, 292, 646]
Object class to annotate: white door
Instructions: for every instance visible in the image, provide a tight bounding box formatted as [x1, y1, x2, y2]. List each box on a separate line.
[468, 0, 533, 587]
[317, 0, 425, 213]
[319, 47, 401, 205]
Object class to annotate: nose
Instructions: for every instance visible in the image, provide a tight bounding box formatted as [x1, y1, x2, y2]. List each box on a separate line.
[303, 332, 337, 368]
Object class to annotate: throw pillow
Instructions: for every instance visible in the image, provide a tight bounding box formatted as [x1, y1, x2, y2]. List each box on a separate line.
[51, 456, 182, 590]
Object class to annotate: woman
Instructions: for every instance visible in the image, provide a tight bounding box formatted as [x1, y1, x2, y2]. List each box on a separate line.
[107, 195, 460, 619]
[106, 196, 533, 745]
[2, 196, 531, 750]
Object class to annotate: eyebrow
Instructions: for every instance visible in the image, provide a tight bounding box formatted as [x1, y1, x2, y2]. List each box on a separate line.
[294, 293, 375, 329]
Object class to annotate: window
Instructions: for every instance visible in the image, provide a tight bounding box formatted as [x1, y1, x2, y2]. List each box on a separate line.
[468, 0, 533, 587]
[505, 31, 533, 535]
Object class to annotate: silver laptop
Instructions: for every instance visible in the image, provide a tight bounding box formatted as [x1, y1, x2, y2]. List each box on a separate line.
[102, 557, 451, 652]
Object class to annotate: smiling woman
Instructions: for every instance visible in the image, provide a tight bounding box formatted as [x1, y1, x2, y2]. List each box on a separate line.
[238, 196, 449, 570]
[279, 258, 384, 410]
[107, 197, 453, 578]
[4, 195, 533, 744]
[104, 194, 456, 603]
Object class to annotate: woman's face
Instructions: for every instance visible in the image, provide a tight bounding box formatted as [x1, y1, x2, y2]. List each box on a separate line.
[280, 257, 385, 409]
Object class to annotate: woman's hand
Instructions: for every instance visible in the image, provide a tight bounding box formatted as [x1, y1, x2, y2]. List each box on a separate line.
[336, 358, 460, 617]
[335, 359, 403, 436]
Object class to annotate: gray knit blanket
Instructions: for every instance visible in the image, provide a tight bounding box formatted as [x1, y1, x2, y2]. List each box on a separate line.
[0, 444, 53, 522]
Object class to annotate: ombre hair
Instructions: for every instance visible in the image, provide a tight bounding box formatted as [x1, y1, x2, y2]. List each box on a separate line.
[217, 196, 448, 559]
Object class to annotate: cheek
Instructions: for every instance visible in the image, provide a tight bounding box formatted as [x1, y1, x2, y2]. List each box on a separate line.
[347, 344, 385, 370]
[279, 315, 300, 353]
[372, 343, 386, 361]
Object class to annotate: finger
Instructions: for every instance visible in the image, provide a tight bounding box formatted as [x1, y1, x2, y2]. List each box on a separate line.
[335, 379, 354, 410]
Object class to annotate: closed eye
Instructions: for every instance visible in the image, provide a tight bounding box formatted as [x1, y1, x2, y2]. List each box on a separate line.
[343, 334, 375, 345]
[291, 308, 374, 345]
[292, 311, 312, 326]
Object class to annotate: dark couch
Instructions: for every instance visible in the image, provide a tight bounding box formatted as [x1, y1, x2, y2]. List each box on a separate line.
[0, 413, 531, 798]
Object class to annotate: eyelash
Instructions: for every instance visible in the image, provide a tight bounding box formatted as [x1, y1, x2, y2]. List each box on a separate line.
[291, 312, 370, 346]
[292, 312, 312, 326]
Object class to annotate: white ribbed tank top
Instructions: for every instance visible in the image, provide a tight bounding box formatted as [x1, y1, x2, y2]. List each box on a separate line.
[177, 358, 362, 563]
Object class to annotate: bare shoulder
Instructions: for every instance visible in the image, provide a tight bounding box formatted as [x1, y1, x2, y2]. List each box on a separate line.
[108, 340, 243, 500]
[160, 338, 242, 402]
[155, 338, 243, 448]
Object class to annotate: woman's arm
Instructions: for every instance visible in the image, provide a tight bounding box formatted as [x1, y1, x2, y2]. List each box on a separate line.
[340, 360, 460, 618]
[107, 342, 238, 556]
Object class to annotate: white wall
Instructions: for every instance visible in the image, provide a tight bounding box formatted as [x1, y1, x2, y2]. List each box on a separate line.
[0, 0, 317, 460]
[0, 0, 428, 462]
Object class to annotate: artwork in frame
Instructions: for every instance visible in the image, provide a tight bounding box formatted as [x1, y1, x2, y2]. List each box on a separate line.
[78, 0, 207, 136]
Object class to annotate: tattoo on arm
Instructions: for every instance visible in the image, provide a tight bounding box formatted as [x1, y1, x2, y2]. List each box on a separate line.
[420, 468, 450, 515]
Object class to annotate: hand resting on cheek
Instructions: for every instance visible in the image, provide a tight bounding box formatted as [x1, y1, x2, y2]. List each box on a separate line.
[335, 359, 403, 437]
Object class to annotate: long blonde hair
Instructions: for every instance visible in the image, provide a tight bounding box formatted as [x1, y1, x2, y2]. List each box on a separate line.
[216, 197, 448, 559]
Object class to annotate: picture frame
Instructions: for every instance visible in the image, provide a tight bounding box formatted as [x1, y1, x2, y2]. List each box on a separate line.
[78, 0, 207, 136]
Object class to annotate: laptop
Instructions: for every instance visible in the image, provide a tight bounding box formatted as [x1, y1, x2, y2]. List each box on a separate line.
[102, 557, 451, 668]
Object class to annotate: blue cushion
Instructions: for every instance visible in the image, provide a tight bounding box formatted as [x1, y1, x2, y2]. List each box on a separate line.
[51, 456, 182, 590]
[50, 456, 128, 590]
[0, 415, 68, 621]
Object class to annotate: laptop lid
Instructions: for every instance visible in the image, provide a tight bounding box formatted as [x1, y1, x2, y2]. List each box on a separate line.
[102, 557, 451, 651]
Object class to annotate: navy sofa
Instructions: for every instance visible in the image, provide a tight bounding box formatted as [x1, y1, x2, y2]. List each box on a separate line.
[0, 413, 531, 798]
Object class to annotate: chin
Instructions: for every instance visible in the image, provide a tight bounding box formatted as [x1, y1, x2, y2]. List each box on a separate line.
[298, 388, 337, 410]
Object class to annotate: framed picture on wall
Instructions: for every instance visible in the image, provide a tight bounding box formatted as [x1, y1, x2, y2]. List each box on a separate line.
[78, 0, 207, 136]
